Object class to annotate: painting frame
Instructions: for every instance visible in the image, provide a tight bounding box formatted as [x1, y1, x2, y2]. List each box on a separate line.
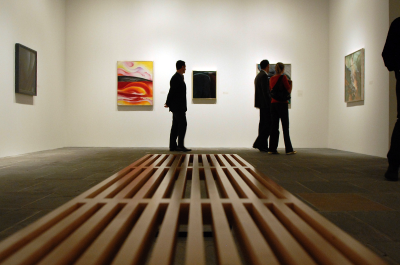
[117, 61, 154, 106]
[192, 70, 217, 100]
[345, 48, 365, 103]
[15, 43, 37, 96]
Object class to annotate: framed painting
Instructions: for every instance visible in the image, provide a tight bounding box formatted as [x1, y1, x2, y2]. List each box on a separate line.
[257, 63, 292, 105]
[117, 61, 153, 105]
[192, 71, 217, 99]
[15, 43, 37, 96]
[345, 48, 364, 102]
[257, 63, 291, 80]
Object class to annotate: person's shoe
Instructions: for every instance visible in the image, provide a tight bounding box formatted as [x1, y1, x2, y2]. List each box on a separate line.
[286, 151, 297, 155]
[268, 151, 279, 154]
[169, 147, 177, 151]
[258, 148, 269, 152]
[384, 165, 399, 181]
[254, 145, 268, 152]
[176, 146, 192, 152]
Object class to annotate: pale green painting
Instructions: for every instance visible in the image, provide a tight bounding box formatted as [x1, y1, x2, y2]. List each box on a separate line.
[345, 49, 364, 102]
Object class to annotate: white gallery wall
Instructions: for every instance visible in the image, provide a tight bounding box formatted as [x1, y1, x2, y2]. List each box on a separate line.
[328, 0, 389, 157]
[65, 0, 330, 149]
[0, 0, 392, 158]
[0, 0, 67, 158]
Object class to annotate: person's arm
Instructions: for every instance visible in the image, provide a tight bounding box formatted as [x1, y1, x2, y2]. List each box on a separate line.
[282, 75, 292, 93]
[165, 75, 178, 108]
[261, 74, 270, 100]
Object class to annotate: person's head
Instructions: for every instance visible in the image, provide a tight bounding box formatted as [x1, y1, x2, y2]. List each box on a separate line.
[176, 60, 186, 74]
[260, 60, 269, 71]
[275, 62, 285, 75]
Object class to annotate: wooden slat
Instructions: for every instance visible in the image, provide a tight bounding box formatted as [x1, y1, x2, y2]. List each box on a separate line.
[74, 202, 143, 265]
[0, 202, 81, 263]
[185, 155, 206, 265]
[211, 155, 280, 265]
[110, 155, 183, 264]
[249, 202, 317, 265]
[271, 202, 353, 265]
[76, 156, 182, 265]
[291, 203, 389, 265]
[77, 154, 154, 199]
[148, 155, 190, 265]
[37, 202, 121, 265]
[2, 203, 101, 265]
[217, 157, 316, 265]
[203, 155, 242, 265]
[0, 154, 388, 265]
[93, 154, 167, 199]
[110, 201, 163, 264]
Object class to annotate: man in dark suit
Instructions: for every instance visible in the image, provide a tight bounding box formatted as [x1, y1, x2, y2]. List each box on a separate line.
[383, 18, 400, 180]
[253, 60, 271, 152]
[165, 60, 191, 152]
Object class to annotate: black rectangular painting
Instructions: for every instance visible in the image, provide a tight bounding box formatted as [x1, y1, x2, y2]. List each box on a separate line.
[15, 43, 37, 96]
[192, 71, 217, 99]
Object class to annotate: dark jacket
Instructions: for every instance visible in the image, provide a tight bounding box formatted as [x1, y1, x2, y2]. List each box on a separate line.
[166, 72, 187, 112]
[254, 70, 271, 108]
[382, 17, 400, 71]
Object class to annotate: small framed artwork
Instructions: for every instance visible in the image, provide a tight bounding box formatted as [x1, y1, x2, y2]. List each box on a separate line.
[117, 61, 153, 105]
[15, 43, 37, 96]
[345, 48, 364, 102]
[193, 71, 217, 99]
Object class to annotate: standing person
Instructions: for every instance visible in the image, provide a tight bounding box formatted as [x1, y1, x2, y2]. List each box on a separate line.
[165, 60, 191, 152]
[383, 17, 400, 181]
[268, 62, 296, 155]
[253, 60, 271, 152]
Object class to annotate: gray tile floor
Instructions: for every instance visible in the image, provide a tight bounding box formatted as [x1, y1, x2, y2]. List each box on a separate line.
[0, 147, 399, 264]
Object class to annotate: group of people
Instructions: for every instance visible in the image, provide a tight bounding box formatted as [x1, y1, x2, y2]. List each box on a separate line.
[165, 15, 399, 181]
[253, 60, 296, 154]
[164, 59, 295, 154]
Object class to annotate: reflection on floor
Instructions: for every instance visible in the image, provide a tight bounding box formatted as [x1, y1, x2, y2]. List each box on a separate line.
[0, 148, 398, 264]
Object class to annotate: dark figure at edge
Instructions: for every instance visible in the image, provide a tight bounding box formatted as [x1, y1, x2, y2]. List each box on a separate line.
[383, 17, 400, 180]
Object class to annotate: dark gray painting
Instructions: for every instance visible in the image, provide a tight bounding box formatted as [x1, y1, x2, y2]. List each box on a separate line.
[15, 43, 37, 96]
[193, 71, 217, 99]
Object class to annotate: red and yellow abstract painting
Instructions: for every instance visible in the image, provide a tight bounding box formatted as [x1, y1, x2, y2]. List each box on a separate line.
[117, 61, 153, 105]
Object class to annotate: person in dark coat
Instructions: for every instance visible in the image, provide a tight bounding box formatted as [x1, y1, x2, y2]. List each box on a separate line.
[383, 17, 400, 180]
[253, 60, 271, 152]
[165, 60, 191, 152]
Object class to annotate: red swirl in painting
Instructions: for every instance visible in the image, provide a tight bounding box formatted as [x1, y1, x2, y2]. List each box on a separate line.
[118, 81, 153, 105]
[117, 61, 153, 105]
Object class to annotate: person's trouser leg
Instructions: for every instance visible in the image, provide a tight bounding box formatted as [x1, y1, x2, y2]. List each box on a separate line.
[269, 104, 280, 152]
[253, 109, 263, 148]
[388, 70, 400, 168]
[254, 107, 270, 149]
[169, 113, 179, 149]
[278, 103, 294, 153]
[174, 112, 187, 147]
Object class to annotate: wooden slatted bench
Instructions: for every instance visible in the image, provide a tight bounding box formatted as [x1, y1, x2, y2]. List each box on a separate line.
[0, 154, 388, 265]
